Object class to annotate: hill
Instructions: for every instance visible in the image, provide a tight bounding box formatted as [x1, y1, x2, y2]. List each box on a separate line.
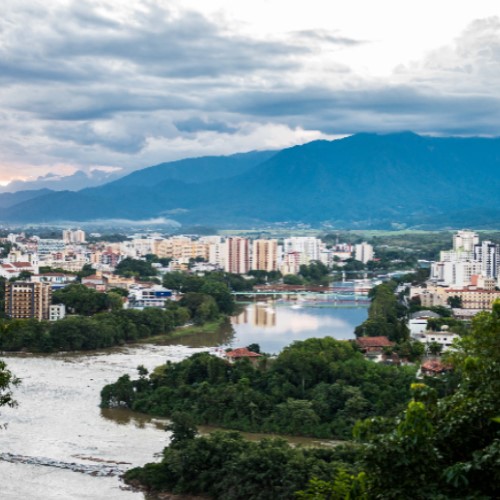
[2, 133, 500, 228]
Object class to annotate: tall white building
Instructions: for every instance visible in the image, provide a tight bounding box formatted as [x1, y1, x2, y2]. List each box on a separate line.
[62, 229, 86, 244]
[207, 240, 227, 269]
[453, 230, 479, 252]
[283, 237, 322, 263]
[354, 242, 374, 264]
[431, 230, 500, 286]
[474, 240, 500, 279]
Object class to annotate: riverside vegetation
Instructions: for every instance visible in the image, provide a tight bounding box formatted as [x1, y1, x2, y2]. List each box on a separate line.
[108, 302, 500, 499]
[0, 273, 235, 352]
[101, 337, 417, 439]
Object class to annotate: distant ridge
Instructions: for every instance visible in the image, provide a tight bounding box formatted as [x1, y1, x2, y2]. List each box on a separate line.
[2, 133, 500, 229]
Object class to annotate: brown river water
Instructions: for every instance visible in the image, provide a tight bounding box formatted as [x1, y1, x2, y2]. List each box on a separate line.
[0, 302, 367, 499]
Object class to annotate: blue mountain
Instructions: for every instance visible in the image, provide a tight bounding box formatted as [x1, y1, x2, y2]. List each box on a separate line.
[2, 133, 499, 229]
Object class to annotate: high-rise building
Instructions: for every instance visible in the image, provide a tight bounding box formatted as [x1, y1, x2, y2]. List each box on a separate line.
[226, 237, 250, 274]
[474, 241, 500, 279]
[453, 230, 479, 252]
[62, 229, 86, 244]
[283, 237, 322, 263]
[354, 242, 374, 264]
[251, 239, 278, 272]
[5, 281, 52, 320]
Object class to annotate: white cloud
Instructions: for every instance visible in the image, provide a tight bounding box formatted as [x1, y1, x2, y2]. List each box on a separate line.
[0, 1, 500, 184]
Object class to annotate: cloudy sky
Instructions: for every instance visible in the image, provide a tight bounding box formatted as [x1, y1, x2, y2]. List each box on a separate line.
[1, 0, 500, 185]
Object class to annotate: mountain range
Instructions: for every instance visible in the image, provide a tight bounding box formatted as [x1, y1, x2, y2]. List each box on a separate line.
[1, 132, 500, 229]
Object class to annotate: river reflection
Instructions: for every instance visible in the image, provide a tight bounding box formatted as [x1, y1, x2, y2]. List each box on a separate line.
[228, 301, 368, 354]
[155, 299, 368, 354]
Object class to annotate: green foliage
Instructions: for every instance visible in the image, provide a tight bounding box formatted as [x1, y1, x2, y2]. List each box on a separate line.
[0, 303, 189, 352]
[447, 295, 463, 308]
[299, 261, 330, 285]
[101, 337, 416, 440]
[0, 358, 19, 415]
[354, 301, 500, 498]
[53, 284, 119, 315]
[165, 412, 198, 447]
[178, 292, 219, 325]
[283, 274, 304, 285]
[124, 429, 354, 499]
[77, 263, 96, 279]
[114, 257, 157, 278]
[247, 270, 282, 284]
[355, 281, 409, 342]
[199, 280, 235, 314]
[296, 470, 368, 500]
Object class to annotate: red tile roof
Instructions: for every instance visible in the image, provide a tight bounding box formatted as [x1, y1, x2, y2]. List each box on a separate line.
[421, 360, 452, 374]
[11, 262, 33, 268]
[225, 347, 262, 358]
[356, 336, 394, 348]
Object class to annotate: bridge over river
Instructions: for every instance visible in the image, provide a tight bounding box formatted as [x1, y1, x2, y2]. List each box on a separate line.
[232, 290, 371, 306]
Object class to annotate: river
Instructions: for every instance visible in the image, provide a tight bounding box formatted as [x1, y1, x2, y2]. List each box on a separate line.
[0, 301, 367, 499]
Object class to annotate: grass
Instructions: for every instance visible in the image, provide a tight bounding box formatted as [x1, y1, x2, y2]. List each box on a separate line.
[144, 317, 227, 344]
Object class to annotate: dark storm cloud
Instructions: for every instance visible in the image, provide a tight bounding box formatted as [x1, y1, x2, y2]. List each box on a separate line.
[217, 84, 500, 136]
[0, 1, 307, 85]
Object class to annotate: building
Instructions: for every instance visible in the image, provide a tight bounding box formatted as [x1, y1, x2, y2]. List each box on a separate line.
[224, 347, 262, 365]
[474, 240, 500, 279]
[5, 281, 52, 320]
[408, 310, 441, 335]
[419, 359, 453, 377]
[49, 304, 66, 321]
[354, 242, 374, 264]
[251, 239, 278, 272]
[356, 336, 394, 354]
[283, 237, 322, 263]
[226, 237, 250, 274]
[128, 285, 173, 309]
[453, 230, 479, 252]
[0, 261, 38, 279]
[413, 329, 460, 352]
[280, 251, 302, 275]
[62, 229, 86, 244]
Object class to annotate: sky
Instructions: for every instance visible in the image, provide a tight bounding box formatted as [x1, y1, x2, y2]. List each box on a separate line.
[1, 0, 500, 185]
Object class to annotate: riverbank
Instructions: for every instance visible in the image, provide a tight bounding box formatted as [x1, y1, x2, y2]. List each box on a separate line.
[143, 317, 228, 345]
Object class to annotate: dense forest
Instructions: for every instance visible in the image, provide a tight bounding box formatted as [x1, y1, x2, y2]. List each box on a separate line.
[101, 337, 416, 439]
[120, 302, 500, 499]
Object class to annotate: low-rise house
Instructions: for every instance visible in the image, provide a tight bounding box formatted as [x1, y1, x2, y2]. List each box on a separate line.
[356, 336, 394, 354]
[128, 285, 173, 309]
[419, 359, 452, 377]
[0, 261, 37, 279]
[409, 310, 441, 335]
[413, 329, 460, 352]
[49, 304, 66, 321]
[224, 347, 262, 365]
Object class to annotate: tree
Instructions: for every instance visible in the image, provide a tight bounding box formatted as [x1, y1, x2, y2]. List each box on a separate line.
[447, 295, 463, 308]
[77, 263, 95, 279]
[17, 270, 33, 281]
[283, 274, 304, 285]
[427, 341, 442, 356]
[115, 258, 157, 278]
[354, 300, 500, 499]
[165, 412, 198, 447]
[0, 359, 19, 425]
[200, 280, 235, 314]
